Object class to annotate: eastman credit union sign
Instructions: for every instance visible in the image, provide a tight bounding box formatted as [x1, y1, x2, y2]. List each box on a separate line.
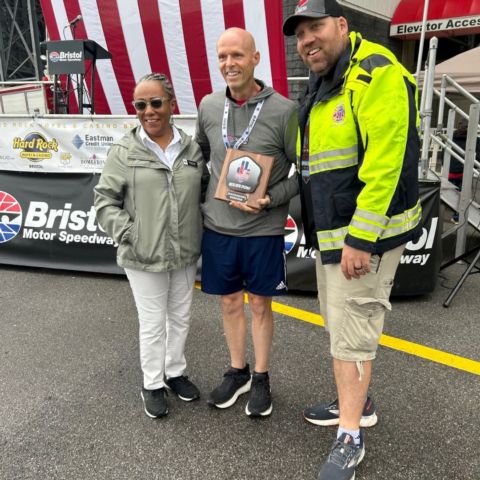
[390, 15, 480, 38]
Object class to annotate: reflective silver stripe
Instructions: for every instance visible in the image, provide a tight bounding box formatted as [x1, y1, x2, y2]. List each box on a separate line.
[318, 240, 344, 250]
[317, 227, 348, 240]
[310, 155, 358, 173]
[353, 208, 389, 227]
[351, 202, 422, 238]
[350, 218, 384, 236]
[383, 202, 422, 238]
[383, 218, 419, 237]
[309, 146, 357, 162]
[317, 227, 348, 251]
[316, 202, 421, 250]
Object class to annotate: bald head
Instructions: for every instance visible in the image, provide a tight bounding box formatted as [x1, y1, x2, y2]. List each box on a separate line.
[216, 27, 257, 54]
[216, 27, 261, 100]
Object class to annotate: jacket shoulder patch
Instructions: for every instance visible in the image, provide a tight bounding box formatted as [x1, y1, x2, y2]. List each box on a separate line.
[360, 55, 392, 75]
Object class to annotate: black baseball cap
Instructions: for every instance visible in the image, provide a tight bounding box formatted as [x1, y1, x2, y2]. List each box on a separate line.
[283, 0, 345, 36]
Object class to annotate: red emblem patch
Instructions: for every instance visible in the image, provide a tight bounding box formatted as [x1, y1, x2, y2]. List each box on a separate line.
[333, 104, 346, 123]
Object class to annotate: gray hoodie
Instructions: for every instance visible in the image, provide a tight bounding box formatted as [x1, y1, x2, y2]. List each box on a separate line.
[195, 81, 298, 237]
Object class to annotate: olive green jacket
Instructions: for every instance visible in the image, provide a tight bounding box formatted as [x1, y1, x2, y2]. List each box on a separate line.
[94, 126, 205, 272]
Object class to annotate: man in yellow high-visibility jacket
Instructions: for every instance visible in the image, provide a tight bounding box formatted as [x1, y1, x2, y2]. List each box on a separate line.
[284, 1, 422, 479]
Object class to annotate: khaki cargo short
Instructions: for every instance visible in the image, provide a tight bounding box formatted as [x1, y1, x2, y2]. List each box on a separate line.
[315, 244, 405, 362]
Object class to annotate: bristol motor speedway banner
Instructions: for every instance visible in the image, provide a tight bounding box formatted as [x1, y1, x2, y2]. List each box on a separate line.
[0, 166, 442, 295]
[0, 171, 122, 274]
[392, 180, 442, 296]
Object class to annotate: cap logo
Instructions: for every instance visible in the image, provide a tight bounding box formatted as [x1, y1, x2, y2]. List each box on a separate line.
[295, 0, 309, 14]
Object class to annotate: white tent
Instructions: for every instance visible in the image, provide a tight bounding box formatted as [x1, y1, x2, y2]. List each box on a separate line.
[427, 46, 480, 93]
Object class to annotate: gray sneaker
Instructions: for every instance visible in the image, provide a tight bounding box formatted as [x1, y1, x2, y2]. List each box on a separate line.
[141, 387, 168, 418]
[207, 365, 251, 409]
[304, 397, 377, 427]
[318, 432, 365, 480]
[165, 375, 200, 402]
[245, 372, 273, 417]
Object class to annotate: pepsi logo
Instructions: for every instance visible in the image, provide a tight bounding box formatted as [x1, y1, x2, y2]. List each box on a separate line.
[0, 191, 22, 243]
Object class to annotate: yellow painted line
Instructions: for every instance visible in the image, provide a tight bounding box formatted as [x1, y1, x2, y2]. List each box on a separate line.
[271, 300, 480, 376]
[272, 300, 325, 327]
[378, 335, 480, 375]
[195, 284, 480, 376]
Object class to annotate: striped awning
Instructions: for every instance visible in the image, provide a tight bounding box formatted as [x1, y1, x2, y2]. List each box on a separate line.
[390, 0, 480, 39]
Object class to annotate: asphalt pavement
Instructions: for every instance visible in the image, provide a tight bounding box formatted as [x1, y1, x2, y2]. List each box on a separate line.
[1, 249, 479, 480]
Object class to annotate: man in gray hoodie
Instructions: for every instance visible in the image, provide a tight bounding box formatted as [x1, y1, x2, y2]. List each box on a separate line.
[195, 27, 298, 417]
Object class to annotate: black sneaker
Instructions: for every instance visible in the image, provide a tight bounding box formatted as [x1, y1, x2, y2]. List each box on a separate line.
[318, 432, 365, 480]
[304, 397, 377, 427]
[245, 371, 272, 417]
[165, 375, 200, 402]
[207, 365, 251, 409]
[141, 387, 168, 418]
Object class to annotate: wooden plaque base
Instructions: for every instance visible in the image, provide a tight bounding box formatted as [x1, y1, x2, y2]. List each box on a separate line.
[214, 148, 274, 209]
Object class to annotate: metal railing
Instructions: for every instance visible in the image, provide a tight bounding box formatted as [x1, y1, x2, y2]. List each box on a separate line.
[0, 80, 54, 114]
[420, 37, 480, 258]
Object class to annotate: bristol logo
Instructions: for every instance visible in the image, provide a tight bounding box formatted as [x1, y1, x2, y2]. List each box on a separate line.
[0, 191, 23, 243]
[284, 215, 298, 254]
[49, 51, 60, 62]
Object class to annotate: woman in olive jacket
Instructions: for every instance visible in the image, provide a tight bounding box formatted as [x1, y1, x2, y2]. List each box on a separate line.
[94, 73, 206, 419]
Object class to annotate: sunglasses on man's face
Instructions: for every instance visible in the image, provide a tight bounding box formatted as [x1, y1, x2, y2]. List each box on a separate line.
[132, 97, 168, 112]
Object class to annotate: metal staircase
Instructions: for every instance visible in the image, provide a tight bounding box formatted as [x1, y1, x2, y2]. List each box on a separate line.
[420, 37, 480, 259]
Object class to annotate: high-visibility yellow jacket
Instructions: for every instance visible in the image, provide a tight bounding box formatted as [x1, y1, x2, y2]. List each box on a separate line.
[298, 32, 422, 264]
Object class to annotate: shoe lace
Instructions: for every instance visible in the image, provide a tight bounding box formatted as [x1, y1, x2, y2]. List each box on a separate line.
[173, 376, 190, 387]
[328, 439, 358, 468]
[326, 399, 339, 411]
[222, 370, 240, 385]
[220, 370, 249, 390]
[152, 388, 167, 399]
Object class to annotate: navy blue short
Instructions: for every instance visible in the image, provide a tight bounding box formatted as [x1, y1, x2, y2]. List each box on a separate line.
[201, 229, 287, 296]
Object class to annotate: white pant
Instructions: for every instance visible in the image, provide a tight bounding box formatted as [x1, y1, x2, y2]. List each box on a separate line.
[125, 265, 196, 390]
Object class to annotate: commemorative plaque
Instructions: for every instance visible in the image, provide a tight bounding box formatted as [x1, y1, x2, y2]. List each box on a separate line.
[215, 148, 274, 209]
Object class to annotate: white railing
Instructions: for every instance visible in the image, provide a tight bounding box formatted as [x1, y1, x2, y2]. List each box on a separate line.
[0, 80, 53, 114]
[420, 37, 480, 258]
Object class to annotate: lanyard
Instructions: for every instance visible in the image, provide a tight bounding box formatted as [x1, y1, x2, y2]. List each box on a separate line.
[222, 98, 264, 150]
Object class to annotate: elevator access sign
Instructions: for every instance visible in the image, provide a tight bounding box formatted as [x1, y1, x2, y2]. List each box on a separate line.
[390, 15, 480, 39]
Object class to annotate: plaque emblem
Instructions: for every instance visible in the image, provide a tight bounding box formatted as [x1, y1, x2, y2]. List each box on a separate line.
[215, 149, 274, 209]
[226, 156, 262, 194]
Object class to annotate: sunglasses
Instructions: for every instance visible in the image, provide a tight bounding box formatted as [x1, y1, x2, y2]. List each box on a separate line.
[132, 97, 168, 112]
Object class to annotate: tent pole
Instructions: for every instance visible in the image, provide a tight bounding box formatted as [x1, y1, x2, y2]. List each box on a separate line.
[420, 36, 437, 178]
[415, 0, 430, 79]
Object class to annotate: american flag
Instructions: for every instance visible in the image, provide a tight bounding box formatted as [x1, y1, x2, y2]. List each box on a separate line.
[39, 0, 288, 114]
